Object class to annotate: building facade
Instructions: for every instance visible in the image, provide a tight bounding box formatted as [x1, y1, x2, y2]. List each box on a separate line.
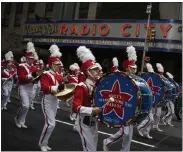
[1, 2, 182, 81]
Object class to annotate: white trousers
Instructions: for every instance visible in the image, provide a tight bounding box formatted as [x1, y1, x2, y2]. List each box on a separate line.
[162, 101, 175, 123]
[105, 125, 133, 151]
[7, 79, 14, 103]
[77, 115, 98, 151]
[30, 84, 38, 107]
[16, 83, 34, 124]
[1, 80, 13, 107]
[137, 109, 154, 135]
[39, 95, 58, 147]
[153, 107, 162, 127]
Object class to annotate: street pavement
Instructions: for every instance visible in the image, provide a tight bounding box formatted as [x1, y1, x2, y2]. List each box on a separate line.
[1, 88, 182, 151]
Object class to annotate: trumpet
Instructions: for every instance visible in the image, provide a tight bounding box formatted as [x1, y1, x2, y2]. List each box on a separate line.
[32, 67, 47, 82]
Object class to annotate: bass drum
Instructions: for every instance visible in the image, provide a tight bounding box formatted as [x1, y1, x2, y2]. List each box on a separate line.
[140, 72, 171, 107]
[92, 72, 152, 128]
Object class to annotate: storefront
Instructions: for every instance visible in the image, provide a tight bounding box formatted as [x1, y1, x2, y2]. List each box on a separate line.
[23, 19, 182, 81]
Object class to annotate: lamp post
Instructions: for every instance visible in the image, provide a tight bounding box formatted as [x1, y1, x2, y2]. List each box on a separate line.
[140, 3, 152, 73]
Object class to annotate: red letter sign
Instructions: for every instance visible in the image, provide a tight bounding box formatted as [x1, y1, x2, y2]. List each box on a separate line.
[160, 24, 172, 38]
[99, 24, 110, 36]
[70, 24, 78, 35]
[121, 24, 131, 37]
[81, 24, 90, 35]
[60, 24, 68, 35]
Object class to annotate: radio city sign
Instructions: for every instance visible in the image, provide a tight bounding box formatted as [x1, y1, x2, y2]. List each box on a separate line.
[24, 19, 182, 52]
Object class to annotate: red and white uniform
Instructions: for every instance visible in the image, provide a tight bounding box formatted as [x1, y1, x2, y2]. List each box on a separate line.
[1, 69, 15, 108]
[68, 75, 78, 84]
[39, 70, 63, 147]
[72, 79, 98, 151]
[78, 72, 86, 83]
[15, 63, 39, 125]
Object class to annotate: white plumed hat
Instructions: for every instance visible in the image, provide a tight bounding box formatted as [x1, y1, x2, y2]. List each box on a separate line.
[166, 72, 174, 79]
[48, 44, 62, 67]
[112, 57, 118, 67]
[76, 46, 97, 73]
[146, 63, 154, 73]
[156, 63, 164, 73]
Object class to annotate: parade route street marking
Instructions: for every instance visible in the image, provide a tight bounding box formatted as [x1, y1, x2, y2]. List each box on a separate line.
[55, 119, 155, 148]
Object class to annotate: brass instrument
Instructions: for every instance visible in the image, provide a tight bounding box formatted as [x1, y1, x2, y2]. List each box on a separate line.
[55, 84, 77, 101]
[32, 67, 46, 81]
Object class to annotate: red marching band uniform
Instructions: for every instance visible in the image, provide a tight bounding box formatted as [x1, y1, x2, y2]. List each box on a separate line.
[72, 46, 101, 151]
[1, 52, 16, 110]
[15, 42, 40, 129]
[38, 44, 64, 151]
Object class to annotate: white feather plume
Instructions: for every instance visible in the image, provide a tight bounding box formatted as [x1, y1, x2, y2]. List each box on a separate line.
[8, 51, 13, 57]
[96, 63, 102, 70]
[146, 63, 154, 73]
[5, 53, 11, 61]
[27, 42, 34, 48]
[34, 52, 39, 60]
[156, 63, 164, 72]
[112, 57, 118, 67]
[76, 46, 95, 62]
[166, 72, 174, 79]
[126, 46, 137, 61]
[39, 59, 44, 64]
[74, 63, 80, 69]
[21, 56, 26, 62]
[49, 44, 62, 57]
[69, 64, 78, 71]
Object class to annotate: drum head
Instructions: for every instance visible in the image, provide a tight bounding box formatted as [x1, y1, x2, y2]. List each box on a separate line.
[92, 72, 141, 128]
[140, 73, 165, 107]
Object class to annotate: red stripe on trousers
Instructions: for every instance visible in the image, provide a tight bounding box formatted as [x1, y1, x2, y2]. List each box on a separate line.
[79, 117, 88, 151]
[107, 126, 124, 146]
[40, 96, 50, 144]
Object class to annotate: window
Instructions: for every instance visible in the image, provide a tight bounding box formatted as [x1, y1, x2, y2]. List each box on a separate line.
[79, 2, 89, 19]
[14, 3, 23, 27]
[2, 3, 12, 27]
[27, 2, 36, 21]
[44, 2, 54, 20]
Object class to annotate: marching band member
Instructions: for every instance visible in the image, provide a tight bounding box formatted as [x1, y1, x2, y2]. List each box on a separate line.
[7, 51, 17, 102]
[137, 63, 155, 139]
[72, 46, 102, 151]
[1, 53, 15, 110]
[38, 44, 65, 151]
[111, 57, 120, 72]
[30, 52, 40, 110]
[39, 59, 45, 69]
[68, 63, 80, 130]
[57, 61, 64, 109]
[161, 72, 177, 126]
[152, 63, 164, 132]
[14, 42, 39, 129]
[103, 46, 137, 151]
[68, 63, 79, 84]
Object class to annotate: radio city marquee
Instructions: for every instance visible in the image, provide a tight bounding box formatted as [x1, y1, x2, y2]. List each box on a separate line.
[23, 20, 182, 52]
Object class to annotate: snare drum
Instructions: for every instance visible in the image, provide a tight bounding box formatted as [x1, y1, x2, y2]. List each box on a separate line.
[92, 72, 152, 128]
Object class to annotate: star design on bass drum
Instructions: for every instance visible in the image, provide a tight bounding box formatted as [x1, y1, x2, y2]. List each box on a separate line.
[147, 77, 161, 95]
[100, 80, 133, 119]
